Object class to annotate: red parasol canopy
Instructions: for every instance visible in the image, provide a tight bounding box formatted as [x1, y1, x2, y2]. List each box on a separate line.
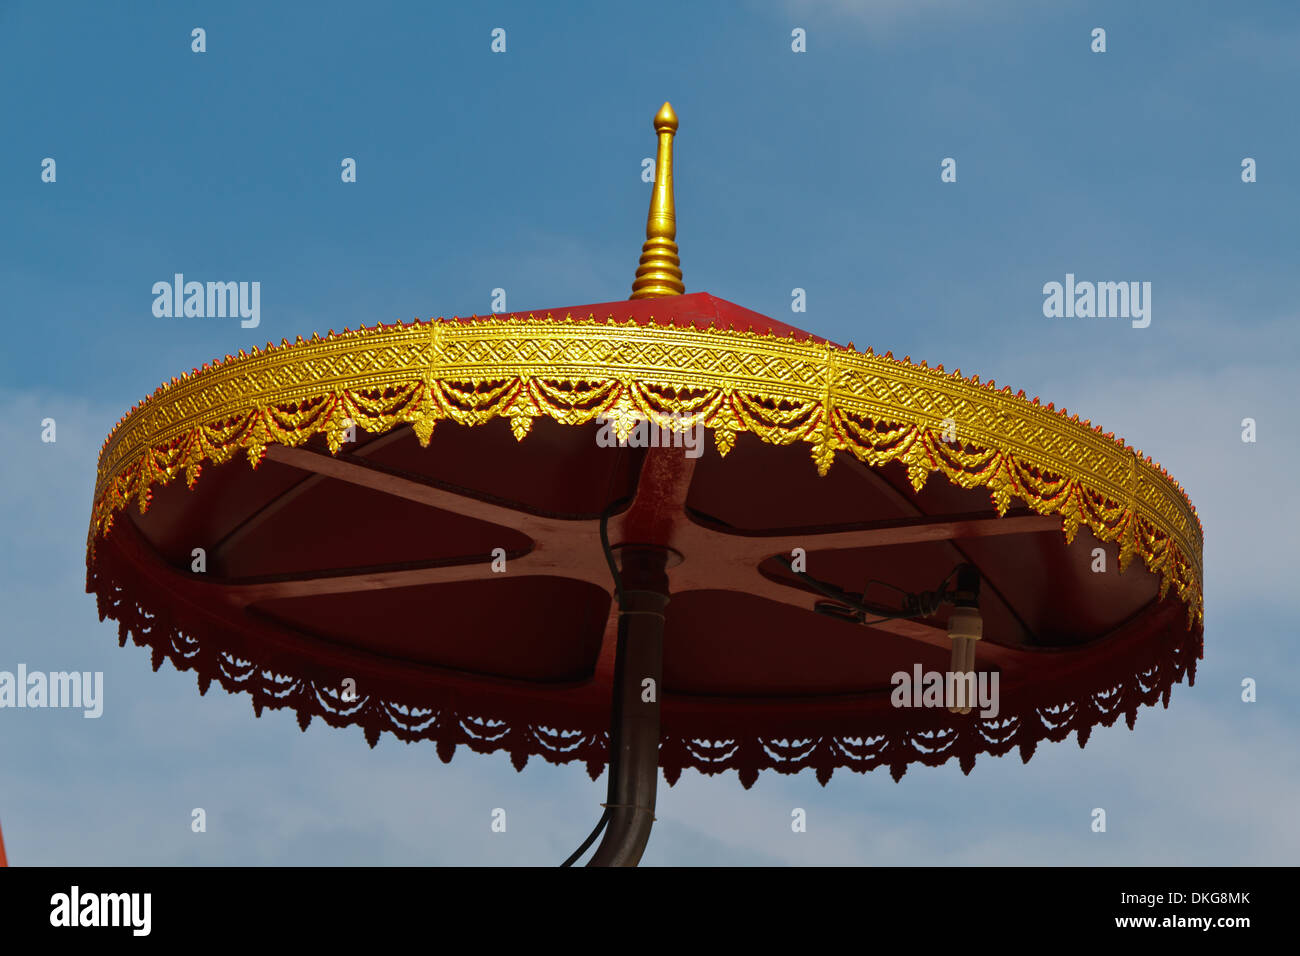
[86, 103, 1203, 864]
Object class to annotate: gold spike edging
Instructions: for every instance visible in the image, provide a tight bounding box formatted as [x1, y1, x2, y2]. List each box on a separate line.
[87, 316, 1203, 628]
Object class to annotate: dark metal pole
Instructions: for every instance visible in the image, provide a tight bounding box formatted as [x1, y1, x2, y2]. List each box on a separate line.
[587, 546, 668, 867]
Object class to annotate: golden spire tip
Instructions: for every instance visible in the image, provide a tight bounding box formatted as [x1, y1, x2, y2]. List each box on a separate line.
[630, 102, 684, 299]
[654, 102, 678, 133]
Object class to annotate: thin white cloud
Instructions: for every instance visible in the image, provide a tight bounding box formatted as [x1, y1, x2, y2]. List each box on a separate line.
[778, 0, 1042, 33]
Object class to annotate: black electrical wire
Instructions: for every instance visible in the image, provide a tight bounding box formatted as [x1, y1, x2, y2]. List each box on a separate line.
[774, 554, 913, 624]
[600, 495, 634, 611]
[559, 807, 609, 867]
[776, 555, 967, 626]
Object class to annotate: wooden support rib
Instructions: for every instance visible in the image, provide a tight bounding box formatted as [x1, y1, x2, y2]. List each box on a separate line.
[263, 443, 577, 537]
[193, 550, 610, 603]
[688, 511, 1061, 561]
[212, 427, 412, 561]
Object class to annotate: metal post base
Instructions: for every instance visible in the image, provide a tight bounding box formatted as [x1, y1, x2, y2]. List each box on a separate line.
[586, 546, 668, 867]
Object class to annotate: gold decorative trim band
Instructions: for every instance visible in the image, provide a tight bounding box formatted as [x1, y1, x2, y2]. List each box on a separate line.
[89, 315, 1204, 625]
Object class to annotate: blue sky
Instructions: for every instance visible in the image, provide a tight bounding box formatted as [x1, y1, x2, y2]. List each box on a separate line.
[1, 0, 1297, 864]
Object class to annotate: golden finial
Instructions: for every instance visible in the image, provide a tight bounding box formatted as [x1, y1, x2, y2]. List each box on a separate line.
[630, 102, 684, 299]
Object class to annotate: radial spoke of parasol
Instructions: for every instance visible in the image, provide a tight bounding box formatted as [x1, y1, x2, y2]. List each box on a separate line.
[198, 551, 603, 602]
[264, 443, 589, 534]
[680, 509, 1061, 561]
[211, 427, 413, 563]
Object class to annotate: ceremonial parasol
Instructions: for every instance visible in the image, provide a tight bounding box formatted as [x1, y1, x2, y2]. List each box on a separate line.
[87, 103, 1204, 866]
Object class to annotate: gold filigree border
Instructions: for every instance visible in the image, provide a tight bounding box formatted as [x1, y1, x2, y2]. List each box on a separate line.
[88, 315, 1204, 625]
